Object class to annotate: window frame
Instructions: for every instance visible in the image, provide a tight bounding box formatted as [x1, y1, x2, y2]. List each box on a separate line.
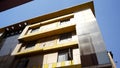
[18, 41, 37, 52]
[16, 58, 29, 68]
[19, 14, 74, 37]
[57, 48, 73, 62]
[60, 18, 71, 25]
[58, 32, 72, 44]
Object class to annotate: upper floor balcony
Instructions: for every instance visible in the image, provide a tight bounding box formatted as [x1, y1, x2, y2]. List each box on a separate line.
[12, 31, 78, 56]
[18, 14, 75, 42]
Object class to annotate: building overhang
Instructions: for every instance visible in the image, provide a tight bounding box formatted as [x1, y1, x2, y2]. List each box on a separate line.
[23, 1, 95, 25]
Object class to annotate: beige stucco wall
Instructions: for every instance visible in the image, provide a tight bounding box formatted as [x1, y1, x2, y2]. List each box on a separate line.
[43, 52, 58, 64]
[73, 48, 81, 64]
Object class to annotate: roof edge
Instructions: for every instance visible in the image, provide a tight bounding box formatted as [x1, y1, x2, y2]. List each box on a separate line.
[0, 1, 95, 32]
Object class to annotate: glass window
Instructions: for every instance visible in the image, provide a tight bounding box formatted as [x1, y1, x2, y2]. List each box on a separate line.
[59, 32, 72, 43]
[57, 49, 72, 62]
[19, 42, 35, 52]
[17, 58, 29, 68]
[18, 41, 37, 52]
[27, 27, 40, 34]
[23, 41, 36, 50]
[30, 27, 40, 33]
[60, 19, 70, 25]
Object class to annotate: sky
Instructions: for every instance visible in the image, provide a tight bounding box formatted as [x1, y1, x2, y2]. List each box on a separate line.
[0, 0, 120, 67]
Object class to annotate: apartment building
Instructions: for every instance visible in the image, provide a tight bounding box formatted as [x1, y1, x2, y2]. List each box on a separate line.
[0, 1, 116, 68]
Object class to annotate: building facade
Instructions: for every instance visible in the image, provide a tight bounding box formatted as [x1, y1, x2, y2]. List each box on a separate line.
[0, 1, 116, 68]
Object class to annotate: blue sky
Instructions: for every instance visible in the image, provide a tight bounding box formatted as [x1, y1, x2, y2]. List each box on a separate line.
[0, 0, 119, 67]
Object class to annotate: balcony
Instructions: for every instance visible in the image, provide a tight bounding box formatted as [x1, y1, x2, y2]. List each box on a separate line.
[12, 40, 78, 56]
[18, 23, 75, 42]
[18, 14, 75, 42]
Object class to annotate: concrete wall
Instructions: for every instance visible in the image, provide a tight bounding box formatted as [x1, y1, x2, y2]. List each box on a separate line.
[75, 8, 110, 67]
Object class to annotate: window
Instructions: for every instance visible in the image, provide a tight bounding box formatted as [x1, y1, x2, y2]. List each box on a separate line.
[57, 49, 72, 62]
[18, 41, 36, 52]
[25, 41, 36, 49]
[31, 27, 40, 33]
[27, 27, 40, 34]
[17, 58, 29, 68]
[59, 32, 72, 43]
[60, 19, 70, 25]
